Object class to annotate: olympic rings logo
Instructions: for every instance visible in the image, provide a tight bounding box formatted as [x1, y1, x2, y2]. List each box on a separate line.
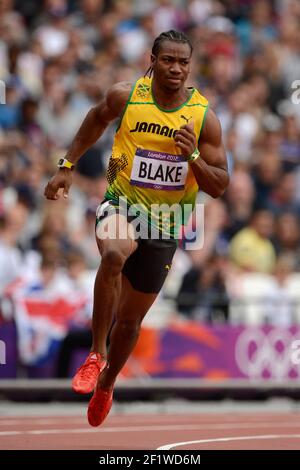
[235, 328, 300, 380]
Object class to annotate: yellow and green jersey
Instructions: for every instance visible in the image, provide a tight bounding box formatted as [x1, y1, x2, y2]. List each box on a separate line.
[105, 76, 209, 237]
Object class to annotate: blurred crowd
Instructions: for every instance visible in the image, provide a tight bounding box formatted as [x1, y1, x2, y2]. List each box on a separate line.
[1, 0, 300, 328]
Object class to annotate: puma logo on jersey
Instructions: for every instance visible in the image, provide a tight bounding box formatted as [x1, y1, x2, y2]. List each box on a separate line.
[180, 115, 192, 124]
[130, 121, 177, 138]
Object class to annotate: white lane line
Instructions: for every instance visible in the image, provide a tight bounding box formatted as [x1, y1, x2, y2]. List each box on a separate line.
[0, 425, 234, 437]
[1, 420, 300, 430]
[1, 422, 300, 437]
[157, 434, 300, 450]
[0, 414, 298, 426]
[0, 431, 23, 436]
[0, 419, 85, 426]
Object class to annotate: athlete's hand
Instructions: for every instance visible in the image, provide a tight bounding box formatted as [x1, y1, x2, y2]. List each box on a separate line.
[174, 121, 197, 158]
[44, 169, 73, 200]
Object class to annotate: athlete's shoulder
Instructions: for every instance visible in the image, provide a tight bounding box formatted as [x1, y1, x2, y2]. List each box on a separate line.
[201, 107, 222, 143]
[106, 81, 133, 102]
[107, 81, 133, 97]
[130, 76, 152, 102]
[106, 81, 133, 116]
[191, 86, 209, 107]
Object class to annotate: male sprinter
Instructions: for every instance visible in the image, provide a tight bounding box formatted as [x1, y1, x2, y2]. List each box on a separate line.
[44, 30, 229, 426]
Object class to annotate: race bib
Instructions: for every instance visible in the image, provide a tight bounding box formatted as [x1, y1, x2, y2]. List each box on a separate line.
[130, 148, 188, 191]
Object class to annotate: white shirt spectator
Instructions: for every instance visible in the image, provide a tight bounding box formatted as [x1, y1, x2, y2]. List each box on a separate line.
[0, 242, 22, 295]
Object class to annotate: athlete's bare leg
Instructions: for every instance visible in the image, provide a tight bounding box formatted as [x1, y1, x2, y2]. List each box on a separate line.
[91, 214, 137, 358]
[90, 270, 121, 356]
[97, 274, 158, 390]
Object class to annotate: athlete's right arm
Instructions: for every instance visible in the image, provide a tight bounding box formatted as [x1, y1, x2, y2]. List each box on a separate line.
[44, 81, 132, 200]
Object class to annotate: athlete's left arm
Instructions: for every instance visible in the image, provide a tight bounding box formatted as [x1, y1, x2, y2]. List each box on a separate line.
[175, 108, 229, 198]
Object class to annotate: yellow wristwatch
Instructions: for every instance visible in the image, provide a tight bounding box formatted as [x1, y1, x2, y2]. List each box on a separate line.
[187, 148, 200, 163]
[57, 158, 75, 170]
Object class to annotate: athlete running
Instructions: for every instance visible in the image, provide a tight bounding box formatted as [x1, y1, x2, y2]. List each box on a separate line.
[44, 30, 229, 426]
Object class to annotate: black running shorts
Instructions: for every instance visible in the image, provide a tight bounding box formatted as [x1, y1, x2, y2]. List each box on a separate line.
[95, 199, 177, 293]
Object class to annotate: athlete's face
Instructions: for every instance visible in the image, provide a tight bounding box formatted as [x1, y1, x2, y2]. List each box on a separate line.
[151, 41, 192, 91]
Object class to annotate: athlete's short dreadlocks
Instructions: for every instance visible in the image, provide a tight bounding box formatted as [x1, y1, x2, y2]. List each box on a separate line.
[145, 30, 193, 77]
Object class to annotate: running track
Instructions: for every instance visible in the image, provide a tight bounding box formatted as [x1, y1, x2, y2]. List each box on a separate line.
[1, 410, 300, 449]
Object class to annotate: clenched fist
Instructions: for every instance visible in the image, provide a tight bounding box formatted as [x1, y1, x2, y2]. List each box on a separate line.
[174, 121, 197, 158]
[44, 169, 73, 200]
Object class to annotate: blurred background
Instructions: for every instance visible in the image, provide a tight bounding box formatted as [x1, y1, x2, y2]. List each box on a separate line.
[1, 0, 300, 390]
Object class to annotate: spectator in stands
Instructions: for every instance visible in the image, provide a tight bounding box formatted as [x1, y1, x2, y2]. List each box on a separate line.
[0, 212, 22, 293]
[280, 113, 300, 170]
[268, 171, 300, 216]
[274, 212, 300, 269]
[223, 169, 255, 241]
[176, 253, 229, 323]
[229, 208, 276, 273]
[252, 152, 282, 210]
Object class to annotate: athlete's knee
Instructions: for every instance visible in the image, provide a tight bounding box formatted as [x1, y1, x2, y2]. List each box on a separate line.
[101, 249, 126, 276]
[116, 318, 142, 337]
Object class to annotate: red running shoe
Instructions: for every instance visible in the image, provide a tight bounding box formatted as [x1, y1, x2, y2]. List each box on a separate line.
[72, 352, 106, 394]
[87, 386, 113, 427]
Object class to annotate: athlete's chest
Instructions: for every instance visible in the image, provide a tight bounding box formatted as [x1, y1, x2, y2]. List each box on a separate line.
[122, 107, 192, 190]
[123, 105, 196, 151]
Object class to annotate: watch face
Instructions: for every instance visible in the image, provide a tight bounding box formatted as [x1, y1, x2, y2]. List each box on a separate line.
[58, 158, 64, 166]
